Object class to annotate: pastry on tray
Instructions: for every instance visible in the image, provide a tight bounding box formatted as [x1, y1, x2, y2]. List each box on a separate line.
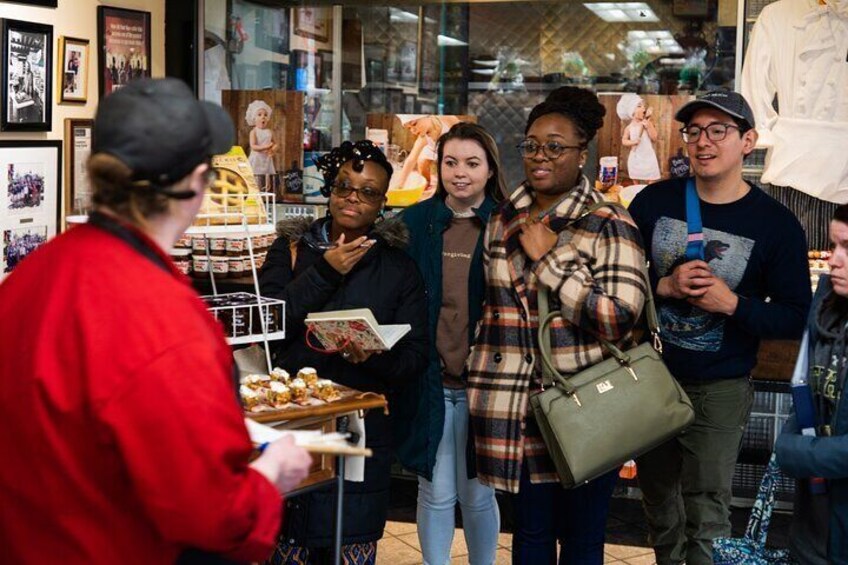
[297, 367, 318, 387]
[270, 367, 290, 383]
[242, 373, 270, 390]
[266, 381, 291, 407]
[289, 378, 309, 405]
[313, 379, 340, 401]
[240, 385, 261, 410]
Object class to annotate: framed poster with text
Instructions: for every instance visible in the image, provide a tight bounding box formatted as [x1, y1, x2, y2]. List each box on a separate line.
[97, 6, 151, 98]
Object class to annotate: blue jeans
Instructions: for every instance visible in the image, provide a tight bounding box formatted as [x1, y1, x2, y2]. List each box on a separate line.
[417, 387, 500, 565]
[512, 462, 619, 565]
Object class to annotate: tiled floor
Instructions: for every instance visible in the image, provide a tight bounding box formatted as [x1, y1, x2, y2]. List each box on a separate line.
[376, 521, 657, 564]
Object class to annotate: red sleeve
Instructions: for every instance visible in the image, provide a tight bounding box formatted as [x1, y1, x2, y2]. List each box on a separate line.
[98, 340, 283, 562]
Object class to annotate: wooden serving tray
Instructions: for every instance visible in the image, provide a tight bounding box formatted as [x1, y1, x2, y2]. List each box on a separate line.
[245, 384, 387, 423]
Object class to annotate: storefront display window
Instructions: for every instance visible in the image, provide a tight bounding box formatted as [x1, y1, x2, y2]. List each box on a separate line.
[202, 0, 735, 189]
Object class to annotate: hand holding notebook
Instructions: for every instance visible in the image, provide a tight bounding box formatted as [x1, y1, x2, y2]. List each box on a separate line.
[305, 308, 411, 351]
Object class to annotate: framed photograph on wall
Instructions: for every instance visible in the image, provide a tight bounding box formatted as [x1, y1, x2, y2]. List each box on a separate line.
[58, 36, 89, 103]
[293, 7, 330, 43]
[97, 6, 151, 98]
[0, 140, 61, 278]
[63, 119, 93, 222]
[3, 0, 57, 6]
[1, 19, 52, 131]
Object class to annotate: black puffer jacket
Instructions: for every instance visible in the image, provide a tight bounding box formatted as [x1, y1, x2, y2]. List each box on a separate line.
[259, 215, 428, 547]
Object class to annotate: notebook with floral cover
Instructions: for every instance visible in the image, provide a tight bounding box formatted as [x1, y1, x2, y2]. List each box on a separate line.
[305, 308, 410, 351]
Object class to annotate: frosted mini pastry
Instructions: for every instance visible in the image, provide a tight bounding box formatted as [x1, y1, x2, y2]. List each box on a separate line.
[266, 381, 291, 406]
[270, 367, 290, 382]
[241, 373, 270, 390]
[313, 379, 339, 401]
[297, 367, 318, 387]
[290, 378, 309, 404]
[240, 385, 261, 410]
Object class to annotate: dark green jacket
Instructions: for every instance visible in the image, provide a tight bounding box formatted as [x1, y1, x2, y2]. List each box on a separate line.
[397, 194, 495, 480]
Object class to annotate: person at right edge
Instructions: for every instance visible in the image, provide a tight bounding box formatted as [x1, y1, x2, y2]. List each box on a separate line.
[628, 90, 811, 565]
[775, 204, 848, 565]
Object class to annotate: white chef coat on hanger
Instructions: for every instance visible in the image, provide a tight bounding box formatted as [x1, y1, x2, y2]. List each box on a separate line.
[742, 0, 848, 203]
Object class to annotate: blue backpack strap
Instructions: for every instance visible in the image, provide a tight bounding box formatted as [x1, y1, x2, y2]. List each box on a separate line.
[684, 177, 705, 261]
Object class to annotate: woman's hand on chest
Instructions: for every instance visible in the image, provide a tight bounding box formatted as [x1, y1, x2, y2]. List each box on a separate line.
[518, 219, 558, 262]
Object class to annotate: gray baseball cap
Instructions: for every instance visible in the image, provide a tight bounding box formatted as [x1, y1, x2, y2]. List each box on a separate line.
[675, 90, 756, 130]
[92, 78, 235, 188]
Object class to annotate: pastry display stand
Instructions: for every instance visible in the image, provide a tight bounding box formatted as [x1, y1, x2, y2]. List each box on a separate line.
[187, 192, 280, 373]
[249, 390, 388, 565]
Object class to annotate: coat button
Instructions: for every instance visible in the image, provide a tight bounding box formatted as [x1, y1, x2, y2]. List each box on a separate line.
[525, 354, 533, 364]
[493, 310, 500, 320]
[493, 353, 502, 363]
[520, 310, 527, 321]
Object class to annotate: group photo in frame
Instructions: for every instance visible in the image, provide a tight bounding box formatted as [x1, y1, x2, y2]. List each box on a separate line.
[58, 36, 89, 103]
[1, 19, 52, 132]
[97, 6, 151, 98]
[0, 140, 61, 278]
[63, 118, 93, 222]
[293, 7, 330, 43]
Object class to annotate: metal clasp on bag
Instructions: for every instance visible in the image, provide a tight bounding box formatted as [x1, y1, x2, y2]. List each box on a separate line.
[652, 332, 663, 355]
[617, 357, 639, 382]
[569, 392, 582, 407]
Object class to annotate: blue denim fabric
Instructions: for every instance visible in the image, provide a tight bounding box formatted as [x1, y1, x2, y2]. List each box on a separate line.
[417, 387, 500, 565]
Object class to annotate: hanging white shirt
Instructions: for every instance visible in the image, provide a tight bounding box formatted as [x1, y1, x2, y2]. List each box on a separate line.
[741, 0, 848, 203]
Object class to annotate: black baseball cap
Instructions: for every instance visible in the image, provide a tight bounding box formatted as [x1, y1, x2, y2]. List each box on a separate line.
[92, 78, 235, 189]
[675, 90, 756, 130]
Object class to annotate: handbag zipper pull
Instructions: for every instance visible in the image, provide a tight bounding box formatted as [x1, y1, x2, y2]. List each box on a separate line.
[625, 365, 638, 382]
[571, 393, 582, 407]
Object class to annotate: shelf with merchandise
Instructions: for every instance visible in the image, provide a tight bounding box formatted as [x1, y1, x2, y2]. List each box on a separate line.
[194, 211, 285, 373]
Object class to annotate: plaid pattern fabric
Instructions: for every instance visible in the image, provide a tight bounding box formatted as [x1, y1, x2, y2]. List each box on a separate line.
[467, 178, 647, 493]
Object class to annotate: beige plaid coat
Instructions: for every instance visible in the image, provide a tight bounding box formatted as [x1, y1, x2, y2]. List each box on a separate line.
[467, 177, 647, 493]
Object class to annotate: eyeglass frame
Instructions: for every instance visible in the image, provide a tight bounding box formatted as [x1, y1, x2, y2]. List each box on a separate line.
[679, 122, 742, 144]
[516, 140, 585, 160]
[329, 180, 387, 205]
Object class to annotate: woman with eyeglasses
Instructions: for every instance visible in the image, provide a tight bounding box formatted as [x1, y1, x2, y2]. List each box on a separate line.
[259, 140, 428, 565]
[466, 87, 647, 565]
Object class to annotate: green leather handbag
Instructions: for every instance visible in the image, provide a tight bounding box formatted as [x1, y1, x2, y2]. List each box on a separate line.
[530, 247, 695, 489]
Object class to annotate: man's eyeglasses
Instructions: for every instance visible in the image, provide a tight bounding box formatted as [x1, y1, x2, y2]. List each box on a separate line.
[679, 122, 741, 144]
[516, 140, 583, 160]
[330, 181, 385, 204]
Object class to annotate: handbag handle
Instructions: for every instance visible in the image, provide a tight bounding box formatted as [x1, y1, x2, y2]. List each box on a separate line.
[536, 201, 661, 393]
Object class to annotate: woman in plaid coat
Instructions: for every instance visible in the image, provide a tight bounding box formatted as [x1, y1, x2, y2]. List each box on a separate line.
[466, 87, 647, 564]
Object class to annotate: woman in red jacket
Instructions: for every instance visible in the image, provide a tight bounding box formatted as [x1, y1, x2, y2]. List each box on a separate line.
[0, 78, 311, 564]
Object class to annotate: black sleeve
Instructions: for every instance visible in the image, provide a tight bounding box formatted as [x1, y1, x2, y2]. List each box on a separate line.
[258, 236, 343, 330]
[361, 260, 429, 392]
[731, 215, 811, 339]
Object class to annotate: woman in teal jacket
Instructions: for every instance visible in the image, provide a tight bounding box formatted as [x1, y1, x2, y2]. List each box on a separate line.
[400, 122, 506, 564]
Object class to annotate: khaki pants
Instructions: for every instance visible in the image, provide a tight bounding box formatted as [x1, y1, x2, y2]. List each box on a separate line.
[636, 377, 754, 565]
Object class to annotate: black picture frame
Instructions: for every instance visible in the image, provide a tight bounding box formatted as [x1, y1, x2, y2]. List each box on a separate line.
[1, 19, 52, 132]
[97, 6, 152, 98]
[254, 6, 289, 55]
[0, 139, 62, 277]
[3, 0, 57, 6]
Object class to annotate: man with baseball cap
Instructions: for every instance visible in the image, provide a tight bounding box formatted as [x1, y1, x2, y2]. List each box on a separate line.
[628, 90, 811, 564]
[0, 78, 311, 563]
